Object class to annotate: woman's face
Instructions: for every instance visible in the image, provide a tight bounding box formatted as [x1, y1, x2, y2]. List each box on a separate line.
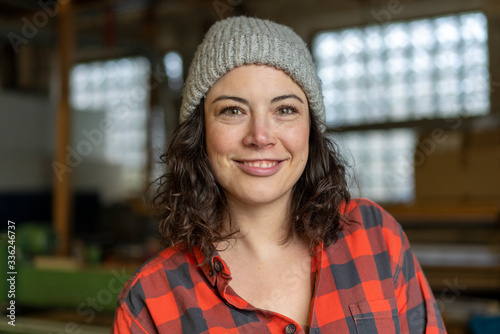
[204, 65, 310, 208]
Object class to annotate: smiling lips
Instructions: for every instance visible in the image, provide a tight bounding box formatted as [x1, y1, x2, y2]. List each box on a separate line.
[235, 159, 285, 176]
[241, 160, 279, 168]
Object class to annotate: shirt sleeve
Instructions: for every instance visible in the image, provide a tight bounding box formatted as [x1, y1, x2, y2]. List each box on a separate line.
[111, 303, 149, 334]
[380, 206, 446, 334]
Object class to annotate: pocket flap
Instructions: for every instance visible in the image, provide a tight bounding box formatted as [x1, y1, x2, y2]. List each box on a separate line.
[349, 297, 398, 319]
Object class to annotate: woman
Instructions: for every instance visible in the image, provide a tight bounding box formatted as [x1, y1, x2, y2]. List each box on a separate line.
[113, 17, 446, 334]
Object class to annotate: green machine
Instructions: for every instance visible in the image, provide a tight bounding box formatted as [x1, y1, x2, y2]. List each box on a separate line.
[0, 224, 133, 333]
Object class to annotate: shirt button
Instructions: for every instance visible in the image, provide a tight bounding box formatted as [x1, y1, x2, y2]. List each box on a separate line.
[214, 260, 223, 272]
[208, 270, 214, 277]
[285, 324, 296, 334]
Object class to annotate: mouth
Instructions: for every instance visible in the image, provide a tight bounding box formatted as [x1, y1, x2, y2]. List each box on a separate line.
[238, 160, 280, 168]
[234, 159, 285, 176]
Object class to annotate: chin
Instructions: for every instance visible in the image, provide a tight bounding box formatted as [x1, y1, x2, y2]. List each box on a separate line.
[232, 189, 292, 207]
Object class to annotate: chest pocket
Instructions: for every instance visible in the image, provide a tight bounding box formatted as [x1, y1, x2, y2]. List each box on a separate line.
[349, 298, 401, 334]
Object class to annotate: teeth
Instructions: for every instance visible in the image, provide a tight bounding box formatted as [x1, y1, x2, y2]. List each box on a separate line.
[242, 161, 278, 168]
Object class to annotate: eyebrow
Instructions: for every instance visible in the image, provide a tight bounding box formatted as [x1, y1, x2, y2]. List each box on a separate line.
[271, 94, 304, 104]
[210, 94, 305, 105]
[211, 95, 248, 104]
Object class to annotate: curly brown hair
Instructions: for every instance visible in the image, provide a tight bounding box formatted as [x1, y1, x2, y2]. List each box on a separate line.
[155, 101, 351, 261]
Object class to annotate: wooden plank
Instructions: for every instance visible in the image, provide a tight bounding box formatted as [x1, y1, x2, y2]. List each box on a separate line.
[422, 265, 500, 292]
[385, 204, 500, 225]
[53, 0, 74, 256]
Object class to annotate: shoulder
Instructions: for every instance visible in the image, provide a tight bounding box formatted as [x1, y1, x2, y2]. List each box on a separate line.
[342, 198, 404, 238]
[333, 198, 409, 263]
[116, 246, 198, 318]
[126, 246, 197, 284]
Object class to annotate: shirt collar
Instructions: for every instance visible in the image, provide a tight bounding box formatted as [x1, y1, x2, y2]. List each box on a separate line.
[193, 243, 326, 282]
[193, 246, 231, 287]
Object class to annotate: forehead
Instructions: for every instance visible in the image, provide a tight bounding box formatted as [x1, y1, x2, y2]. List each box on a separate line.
[205, 64, 307, 100]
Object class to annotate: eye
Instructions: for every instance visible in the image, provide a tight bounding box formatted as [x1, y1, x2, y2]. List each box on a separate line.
[220, 106, 243, 116]
[277, 106, 297, 115]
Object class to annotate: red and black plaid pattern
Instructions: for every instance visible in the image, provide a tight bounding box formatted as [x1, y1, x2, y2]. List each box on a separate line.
[113, 199, 446, 333]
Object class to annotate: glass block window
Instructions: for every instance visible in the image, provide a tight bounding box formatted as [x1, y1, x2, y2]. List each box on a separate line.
[332, 129, 417, 203]
[70, 57, 150, 194]
[313, 12, 489, 203]
[314, 12, 489, 126]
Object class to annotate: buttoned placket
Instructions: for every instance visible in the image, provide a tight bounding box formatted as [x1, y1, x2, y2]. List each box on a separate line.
[198, 248, 325, 334]
[207, 255, 240, 307]
[307, 243, 324, 332]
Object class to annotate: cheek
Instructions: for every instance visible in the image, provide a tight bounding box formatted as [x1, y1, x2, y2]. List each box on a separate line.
[205, 125, 233, 164]
[289, 126, 310, 162]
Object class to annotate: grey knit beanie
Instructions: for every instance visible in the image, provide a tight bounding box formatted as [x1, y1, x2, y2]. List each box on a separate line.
[180, 16, 325, 126]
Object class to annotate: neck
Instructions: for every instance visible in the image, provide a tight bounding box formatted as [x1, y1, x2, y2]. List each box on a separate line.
[221, 193, 294, 258]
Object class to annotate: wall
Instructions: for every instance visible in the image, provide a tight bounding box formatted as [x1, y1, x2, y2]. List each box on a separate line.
[0, 90, 124, 204]
[0, 90, 53, 191]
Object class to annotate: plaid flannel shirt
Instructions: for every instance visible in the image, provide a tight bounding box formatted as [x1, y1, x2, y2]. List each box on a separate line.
[112, 199, 446, 333]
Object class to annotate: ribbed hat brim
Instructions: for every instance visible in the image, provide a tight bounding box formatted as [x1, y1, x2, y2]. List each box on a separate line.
[180, 16, 325, 127]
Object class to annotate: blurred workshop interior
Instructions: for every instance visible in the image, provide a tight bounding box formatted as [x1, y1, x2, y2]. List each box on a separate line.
[0, 0, 500, 333]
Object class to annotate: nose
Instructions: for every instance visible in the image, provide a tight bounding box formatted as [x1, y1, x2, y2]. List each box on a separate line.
[242, 112, 277, 149]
